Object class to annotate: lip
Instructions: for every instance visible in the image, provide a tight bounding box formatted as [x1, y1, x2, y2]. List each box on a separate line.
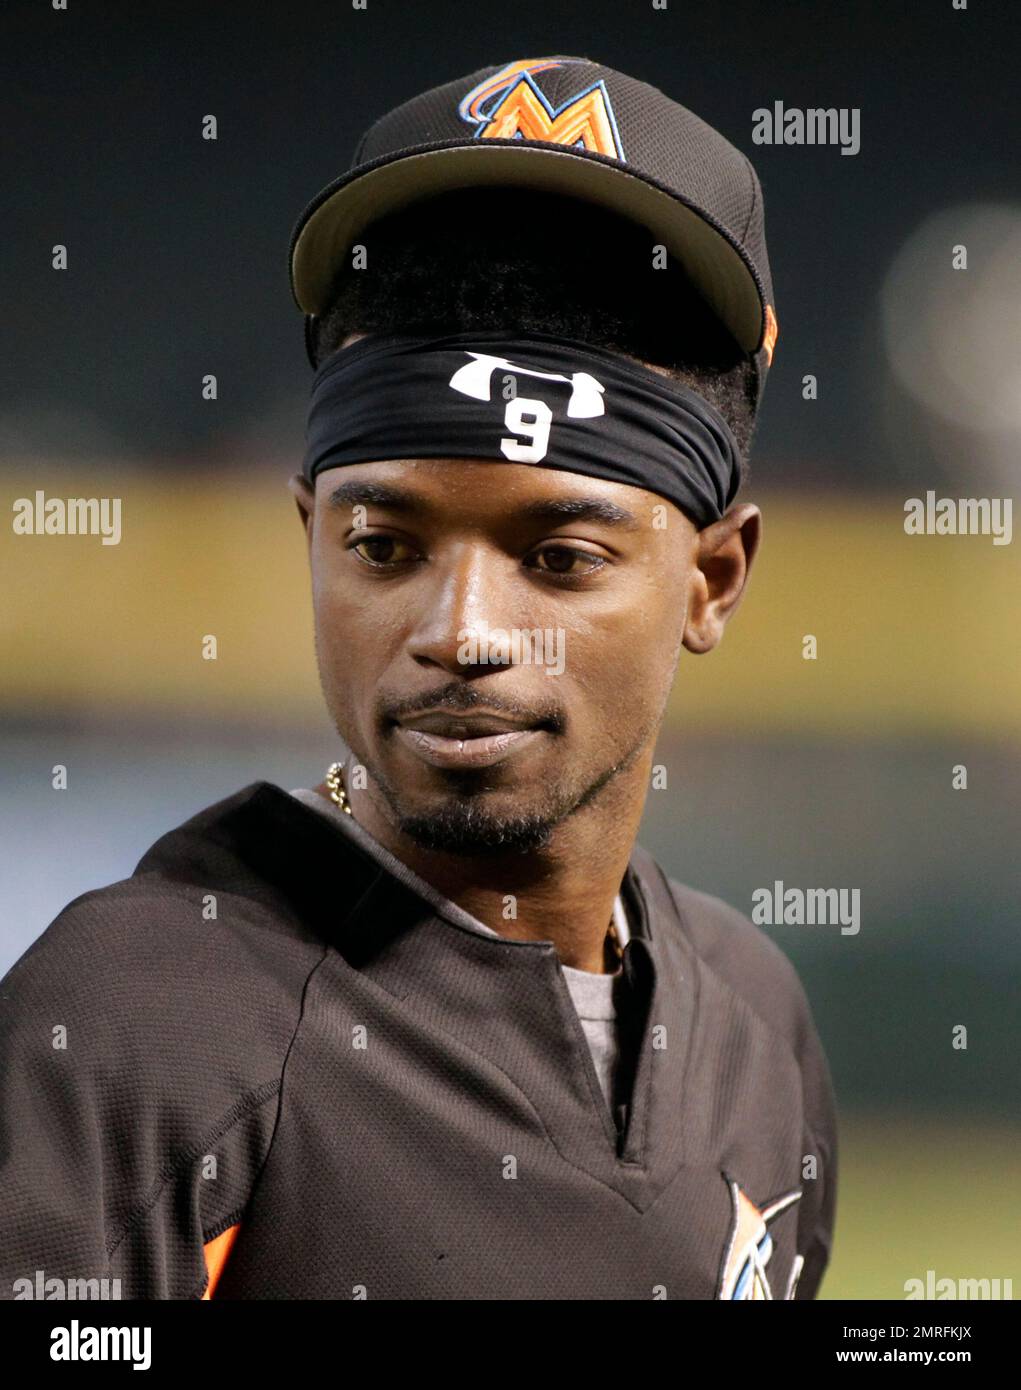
[397, 709, 539, 739]
[394, 725, 545, 770]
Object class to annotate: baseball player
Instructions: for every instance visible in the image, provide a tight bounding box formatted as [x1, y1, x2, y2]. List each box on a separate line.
[1, 56, 835, 1301]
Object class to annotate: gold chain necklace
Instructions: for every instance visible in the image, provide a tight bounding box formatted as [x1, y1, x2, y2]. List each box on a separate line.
[324, 761, 623, 966]
[325, 761, 353, 816]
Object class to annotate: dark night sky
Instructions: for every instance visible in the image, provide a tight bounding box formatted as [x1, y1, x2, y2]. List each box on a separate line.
[5, 0, 1019, 484]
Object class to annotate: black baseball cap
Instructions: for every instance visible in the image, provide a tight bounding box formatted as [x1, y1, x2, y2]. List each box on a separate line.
[289, 55, 778, 401]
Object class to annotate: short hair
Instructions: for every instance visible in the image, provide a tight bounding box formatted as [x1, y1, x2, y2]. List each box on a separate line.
[310, 187, 759, 469]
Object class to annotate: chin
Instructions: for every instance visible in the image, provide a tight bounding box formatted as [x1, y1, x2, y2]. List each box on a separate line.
[394, 801, 564, 857]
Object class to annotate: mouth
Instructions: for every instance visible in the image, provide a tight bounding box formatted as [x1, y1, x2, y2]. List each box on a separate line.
[391, 709, 550, 770]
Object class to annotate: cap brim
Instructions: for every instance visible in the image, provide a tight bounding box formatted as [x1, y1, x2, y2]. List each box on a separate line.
[290, 140, 767, 354]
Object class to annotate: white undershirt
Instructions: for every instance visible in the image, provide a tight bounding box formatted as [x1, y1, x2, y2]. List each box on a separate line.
[469, 887, 631, 1111]
[288, 787, 630, 1109]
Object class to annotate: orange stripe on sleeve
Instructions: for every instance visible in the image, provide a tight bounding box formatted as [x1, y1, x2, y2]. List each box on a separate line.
[201, 1222, 241, 1300]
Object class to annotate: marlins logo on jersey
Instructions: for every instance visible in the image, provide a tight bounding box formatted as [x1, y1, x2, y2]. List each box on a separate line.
[457, 57, 626, 161]
[717, 1173, 805, 1300]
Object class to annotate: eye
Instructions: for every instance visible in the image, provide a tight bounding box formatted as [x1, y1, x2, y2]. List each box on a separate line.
[526, 544, 606, 576]
[348, 534, 419, 567]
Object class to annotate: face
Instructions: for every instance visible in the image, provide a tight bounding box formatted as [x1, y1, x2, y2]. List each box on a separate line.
[291, 343, 760, 857]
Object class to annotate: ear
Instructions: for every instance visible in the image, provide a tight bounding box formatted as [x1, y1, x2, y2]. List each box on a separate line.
[682, 503, 762, 654]
[288, 473, 316, 550]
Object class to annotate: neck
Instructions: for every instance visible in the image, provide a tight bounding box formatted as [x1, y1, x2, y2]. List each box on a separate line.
[315, 761, 650, 974]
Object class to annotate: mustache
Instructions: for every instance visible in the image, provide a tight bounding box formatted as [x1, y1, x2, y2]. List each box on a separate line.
[381, 681, 565, 733]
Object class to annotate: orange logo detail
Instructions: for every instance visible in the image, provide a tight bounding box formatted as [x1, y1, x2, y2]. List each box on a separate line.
[201, 1222, 241, 1300]
[458, 58, 624, 161]
[762, 303, 779, 366]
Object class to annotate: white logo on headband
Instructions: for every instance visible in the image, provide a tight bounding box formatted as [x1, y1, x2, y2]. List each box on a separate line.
[448, 350, 605, 465]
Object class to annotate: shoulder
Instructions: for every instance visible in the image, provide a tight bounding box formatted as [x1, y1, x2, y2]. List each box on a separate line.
[0, 785, 343, 1288]
[659, 871, 838, 1167]
[5, 874, 319, 1017]
[659, 872, 822, 1063]
[1, 783, 330, 1077]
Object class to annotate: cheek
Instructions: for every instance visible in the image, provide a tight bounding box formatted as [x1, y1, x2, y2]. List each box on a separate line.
[320, 611, 396, 664]
[310, 562, 398, 681]
[560, 607, 678, 736]
[572, 581, 683, 722]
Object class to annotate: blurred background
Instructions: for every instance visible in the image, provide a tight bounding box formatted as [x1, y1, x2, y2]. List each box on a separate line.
[3, 0, 1019, 1298]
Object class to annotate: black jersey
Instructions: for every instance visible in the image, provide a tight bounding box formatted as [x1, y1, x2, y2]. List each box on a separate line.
[0, 781, 837, 1300]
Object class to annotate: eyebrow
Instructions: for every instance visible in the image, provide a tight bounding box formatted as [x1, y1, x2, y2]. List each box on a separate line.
[323, 479, 640, 529]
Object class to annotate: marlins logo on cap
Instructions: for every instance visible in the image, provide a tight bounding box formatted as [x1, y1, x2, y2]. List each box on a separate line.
[457, 56, 626, 160]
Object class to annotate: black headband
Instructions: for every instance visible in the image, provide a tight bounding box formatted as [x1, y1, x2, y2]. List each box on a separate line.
[303, 330, 742, 528]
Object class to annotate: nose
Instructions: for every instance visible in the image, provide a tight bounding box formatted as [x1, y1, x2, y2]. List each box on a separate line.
[405, 542, 516, 677]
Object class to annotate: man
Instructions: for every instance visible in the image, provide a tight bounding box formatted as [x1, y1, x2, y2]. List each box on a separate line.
[0, 56, 836, 1301]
